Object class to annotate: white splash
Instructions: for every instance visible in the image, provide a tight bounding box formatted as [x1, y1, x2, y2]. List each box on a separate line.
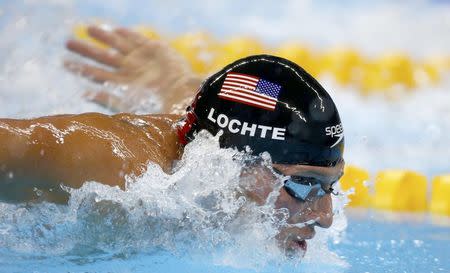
[0, 132, 348, 270]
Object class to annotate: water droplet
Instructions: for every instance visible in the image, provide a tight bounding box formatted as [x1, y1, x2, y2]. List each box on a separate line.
[33, 187, 43, 196]
[413, 239, 423, 247]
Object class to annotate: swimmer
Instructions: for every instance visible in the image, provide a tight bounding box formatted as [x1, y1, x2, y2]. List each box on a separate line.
[0, 27, 344, 254]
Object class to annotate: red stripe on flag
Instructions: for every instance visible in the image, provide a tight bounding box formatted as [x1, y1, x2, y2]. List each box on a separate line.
[218, 92, 276, 109]
[222, 81, 257, 90]
[218, 94, 275, 111]
[224, 77, 258, 86]
[219, 89, 276, 105]
[220, 86, 277, 102]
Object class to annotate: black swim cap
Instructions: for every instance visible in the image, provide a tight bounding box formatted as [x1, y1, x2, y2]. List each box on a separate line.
[178, 55, 344, 167]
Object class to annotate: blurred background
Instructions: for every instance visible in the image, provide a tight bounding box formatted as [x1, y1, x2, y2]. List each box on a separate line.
[1, 0, 449, 181]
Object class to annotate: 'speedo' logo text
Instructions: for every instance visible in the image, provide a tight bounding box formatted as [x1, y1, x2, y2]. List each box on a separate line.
[325, 124, 344, 148]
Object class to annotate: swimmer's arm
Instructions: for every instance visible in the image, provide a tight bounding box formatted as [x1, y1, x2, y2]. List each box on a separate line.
[0, 114, 142, 203]
[0, 117, 70, 202]
[65, 25, 203, 114]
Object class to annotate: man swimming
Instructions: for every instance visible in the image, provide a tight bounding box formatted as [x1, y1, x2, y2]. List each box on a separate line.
[0, 26, 344, 254]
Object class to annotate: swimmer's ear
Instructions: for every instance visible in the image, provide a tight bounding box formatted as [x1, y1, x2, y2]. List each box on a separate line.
[240, 164, 278, 206]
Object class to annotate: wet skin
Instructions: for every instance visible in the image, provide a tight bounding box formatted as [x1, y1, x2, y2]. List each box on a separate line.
[242, 161, 343, 251]
[0, 113, 342, 251]
[0, 113, 182, 203]
[0, 25, 344, 252]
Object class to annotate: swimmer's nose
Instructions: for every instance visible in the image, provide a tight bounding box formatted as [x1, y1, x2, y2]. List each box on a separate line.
[277, 187, 333, 228]
[292, 193, 333, 228]
[312, 194, 333, 228]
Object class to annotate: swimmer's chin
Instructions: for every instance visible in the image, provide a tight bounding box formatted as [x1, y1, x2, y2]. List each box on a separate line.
[278, 226, 315, 257]
[283, 239, 308, 258]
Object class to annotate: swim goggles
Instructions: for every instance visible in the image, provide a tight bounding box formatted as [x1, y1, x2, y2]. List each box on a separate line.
[274, 169, 337, 202]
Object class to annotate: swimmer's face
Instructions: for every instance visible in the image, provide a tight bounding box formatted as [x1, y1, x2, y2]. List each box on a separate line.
[242, 160, 344, 254]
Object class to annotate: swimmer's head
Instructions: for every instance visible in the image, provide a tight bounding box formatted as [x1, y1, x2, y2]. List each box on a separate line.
[178, 54, 344, 167]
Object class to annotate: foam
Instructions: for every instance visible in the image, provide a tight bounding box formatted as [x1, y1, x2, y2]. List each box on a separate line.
[0, 133, 347, 269]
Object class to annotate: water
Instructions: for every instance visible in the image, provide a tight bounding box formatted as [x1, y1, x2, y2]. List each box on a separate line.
[1, 208, 448, 272]
[0, 0, 449, 272]
[331, 210, 450, 273]
[0, 134, 348, 272]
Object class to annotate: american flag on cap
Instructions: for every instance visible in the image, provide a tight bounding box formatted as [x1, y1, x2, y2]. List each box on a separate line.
[218, 72, 281, 111]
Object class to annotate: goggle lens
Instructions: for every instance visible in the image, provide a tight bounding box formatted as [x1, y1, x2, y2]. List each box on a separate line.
[274, 169, 336, 202]
[284, 180, 326, 200]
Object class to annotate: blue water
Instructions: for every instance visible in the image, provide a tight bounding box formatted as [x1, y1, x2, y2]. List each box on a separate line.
[1, 209, 448, 273]
[331, 210, 450, 273]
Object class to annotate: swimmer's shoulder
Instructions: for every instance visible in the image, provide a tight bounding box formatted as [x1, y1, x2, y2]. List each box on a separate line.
[110, 113, 184, 165]
[112, 113, 183, 130]
[1, 112, 183, 136]
[20, 112, 182, 126]
[0, 113, 109, 127]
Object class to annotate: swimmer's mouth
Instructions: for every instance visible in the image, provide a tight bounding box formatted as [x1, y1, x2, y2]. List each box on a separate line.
[295, 240, 307, 252]
[285, 239, 307, 257]
[277, 226, 313, 256]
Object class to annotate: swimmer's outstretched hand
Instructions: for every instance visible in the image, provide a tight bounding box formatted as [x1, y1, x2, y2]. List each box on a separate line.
[65, 25, 202, 113]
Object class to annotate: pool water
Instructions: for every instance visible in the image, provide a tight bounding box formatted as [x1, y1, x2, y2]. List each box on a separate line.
[331, 210, 450, 273]
[1, 209, 448, 273]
